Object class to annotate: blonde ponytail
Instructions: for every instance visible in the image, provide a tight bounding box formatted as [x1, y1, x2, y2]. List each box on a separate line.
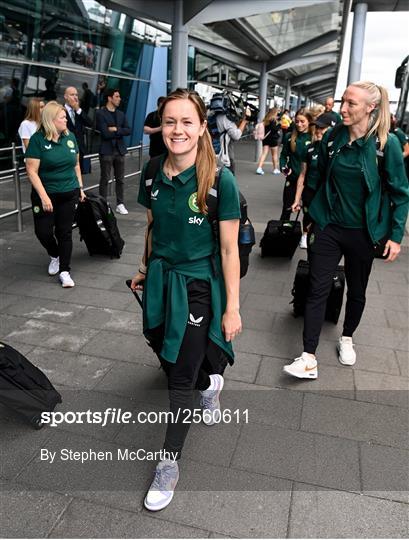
[350, 81, 390, 150]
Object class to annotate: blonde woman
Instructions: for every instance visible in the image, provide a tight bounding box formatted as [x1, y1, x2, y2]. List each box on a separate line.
[283, 82, 409, 379]
[131, 88, 241, 511]
[256, 107, 281, 174]
[25, 101, 85, 287]
[18, 98, 44, 152]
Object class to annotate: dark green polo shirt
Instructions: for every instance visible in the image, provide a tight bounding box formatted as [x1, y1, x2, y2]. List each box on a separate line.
[392, 127, 408, 150]
[280, 132, 312, 179]
[329, 137, 367, 228]
[138, 159, 241, 264]
[25, 131, 79, 194]
[304, 140, 321, 191]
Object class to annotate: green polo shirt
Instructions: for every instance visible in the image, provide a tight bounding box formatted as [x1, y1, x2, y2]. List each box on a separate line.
[25, 130, 79, 194]
[392, 127, 408, 150]
[329, 137, 367, 228]
[137, 158, 241, 364]
[279, 132, 312, 179]
[138, 158, 241, 264]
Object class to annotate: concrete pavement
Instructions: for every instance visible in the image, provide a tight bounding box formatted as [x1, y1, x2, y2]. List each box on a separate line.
[0, 140, 408, 538]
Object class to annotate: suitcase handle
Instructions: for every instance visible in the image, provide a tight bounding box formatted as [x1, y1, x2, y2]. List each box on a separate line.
[125, 279, 143, 309]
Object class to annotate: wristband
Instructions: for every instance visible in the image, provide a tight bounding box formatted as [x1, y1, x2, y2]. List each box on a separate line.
[139, 262, 147, 275]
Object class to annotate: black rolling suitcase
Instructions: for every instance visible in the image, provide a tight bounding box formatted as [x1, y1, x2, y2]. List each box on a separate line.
[260, 214, 302, 258]
[0, 342, 62, 429]
[291, 260, 345, 324]
[76, 193, 125, 258]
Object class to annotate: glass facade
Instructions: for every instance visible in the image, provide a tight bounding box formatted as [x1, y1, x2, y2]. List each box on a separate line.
[0, 0, 170, 160]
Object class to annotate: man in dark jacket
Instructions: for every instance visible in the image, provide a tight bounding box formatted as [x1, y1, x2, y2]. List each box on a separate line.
[64, 86, 92, 174]
[96, 88, 131, 214]
[143, 96, 167, 157]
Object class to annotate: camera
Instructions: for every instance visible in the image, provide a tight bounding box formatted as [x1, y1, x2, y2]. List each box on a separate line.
[209, 91, 259, 123]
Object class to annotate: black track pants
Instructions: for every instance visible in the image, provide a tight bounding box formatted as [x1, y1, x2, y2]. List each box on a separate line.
[161, 280, 215, 459]
[31, 188, 79, 273]
[303, 224, 375, 354]
[280, 174, 297, 221]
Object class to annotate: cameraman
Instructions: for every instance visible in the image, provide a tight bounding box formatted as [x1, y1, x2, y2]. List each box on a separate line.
[216, 105, 250, 174]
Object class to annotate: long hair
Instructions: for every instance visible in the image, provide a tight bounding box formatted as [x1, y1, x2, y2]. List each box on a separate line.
[290, 108, 313, 153]
[40, 101, 68, 141]
[350, 81, 390, 150]
[263, 107, 278, 126]
[24, 98, 43, 125]
[159, 88, 216, 214]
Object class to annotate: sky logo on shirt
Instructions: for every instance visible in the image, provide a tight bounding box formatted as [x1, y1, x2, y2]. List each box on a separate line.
[188, 313, 204, 327]
[151, 189, 159, 201]
[188, 216, 204, 226]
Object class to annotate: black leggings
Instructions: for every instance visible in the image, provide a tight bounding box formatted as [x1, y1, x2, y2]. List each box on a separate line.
[280, 174, 297, 221]
[303, 224, 375, 354]
[148, 280, 227, 460]
[301, 186, 316, 231]
[31, 188, 79, 273]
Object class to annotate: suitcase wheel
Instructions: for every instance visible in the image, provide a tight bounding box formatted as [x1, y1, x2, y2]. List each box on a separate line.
[31, 415, 44, 430]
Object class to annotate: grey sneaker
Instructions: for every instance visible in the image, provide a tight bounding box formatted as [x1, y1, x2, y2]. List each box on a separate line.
[144, 460, 179, 511]
[48, 256, 59, 276]
[200, 374, 224, 425]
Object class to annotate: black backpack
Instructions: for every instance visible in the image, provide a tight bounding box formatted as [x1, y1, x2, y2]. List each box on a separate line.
[0, 342, 62, 429]
[76, 193, 125, 258]
[143, 156, 255, 278]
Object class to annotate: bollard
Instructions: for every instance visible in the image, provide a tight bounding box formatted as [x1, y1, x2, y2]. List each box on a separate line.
[12, 143, 23, 232]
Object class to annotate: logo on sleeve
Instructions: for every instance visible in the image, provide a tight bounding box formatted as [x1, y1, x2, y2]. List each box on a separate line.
[188, 192, 200, 213]
[188, 313, 204, 327]
[151, 189, 159, 201]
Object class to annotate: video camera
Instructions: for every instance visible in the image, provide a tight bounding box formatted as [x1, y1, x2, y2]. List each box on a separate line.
[209, 91, 258, 123]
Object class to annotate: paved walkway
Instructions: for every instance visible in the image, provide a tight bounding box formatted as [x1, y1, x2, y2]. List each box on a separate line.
[1, 141, 408, 538]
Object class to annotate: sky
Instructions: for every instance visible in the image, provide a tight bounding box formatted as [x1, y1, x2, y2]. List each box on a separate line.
[335, 11, 409, 108]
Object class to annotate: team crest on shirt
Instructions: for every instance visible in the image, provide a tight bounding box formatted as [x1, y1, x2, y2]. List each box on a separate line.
[188, 192, 200, 213]
[67, 140, 75, 148]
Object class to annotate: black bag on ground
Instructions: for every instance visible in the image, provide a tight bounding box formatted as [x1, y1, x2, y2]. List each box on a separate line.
[260, 215, 302, 258]
[291, 259, 345, 324]
[76, 193, 124, 258]
[0, 342, 62, 429]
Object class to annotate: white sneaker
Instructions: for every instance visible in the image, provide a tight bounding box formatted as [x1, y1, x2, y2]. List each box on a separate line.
[256, 167, 264, 175]
[299, 233, 308, 249]
[116, 204, 128, 215]
[200, 374, 224, 425]
[48, 256, 59, 276]
[273, 168, 281, 175]
[144, 460, 179, 511]
[283, 352, 318, 379]
[337, 336, 356, 366]
[59, 271, 75, 288]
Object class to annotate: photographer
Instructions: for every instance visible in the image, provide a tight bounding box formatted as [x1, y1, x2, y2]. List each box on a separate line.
[214, 96, 251, 174]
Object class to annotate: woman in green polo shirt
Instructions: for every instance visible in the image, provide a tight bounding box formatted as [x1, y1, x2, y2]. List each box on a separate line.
[279, 108, 313, 221]
[26, 101, 85, 288]
[283, 81, 409, 380]
[131, 88, 241, 511]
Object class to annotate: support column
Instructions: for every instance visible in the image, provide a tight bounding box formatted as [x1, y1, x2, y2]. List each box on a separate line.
[284, 79, 291, 109]
[256, 62, 268, 161]
[171, 0, 188, 90]
[297, 92, 302, 110]
[347, 2, 368, 84]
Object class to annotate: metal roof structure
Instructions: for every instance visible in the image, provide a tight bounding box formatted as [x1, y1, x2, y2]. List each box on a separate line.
[102, 0, 353, 102]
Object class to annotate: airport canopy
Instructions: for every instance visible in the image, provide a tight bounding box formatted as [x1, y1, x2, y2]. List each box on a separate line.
[102, 0, 352, 102]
